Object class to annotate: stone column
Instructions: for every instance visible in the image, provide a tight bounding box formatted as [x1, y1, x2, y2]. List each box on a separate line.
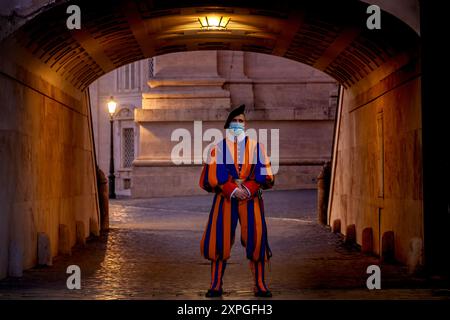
[96, 166, 109, 231]
[317, 161, 331, 225]
[219, 51, 254, 109]
[132, 51, 231, 198]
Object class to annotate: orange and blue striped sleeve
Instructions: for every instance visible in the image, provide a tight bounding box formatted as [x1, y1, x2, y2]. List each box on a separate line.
[253, 142, 275, 190]
[242, 142, 274, 196]
[199, 143, 238, 199]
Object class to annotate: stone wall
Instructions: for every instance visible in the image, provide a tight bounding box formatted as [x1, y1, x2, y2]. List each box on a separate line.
[0, 47, 99, 279]
[329, 59, 422, 266]
[132, 119, 335, 198]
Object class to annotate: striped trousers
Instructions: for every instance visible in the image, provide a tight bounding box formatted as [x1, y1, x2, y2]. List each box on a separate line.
[202, 194, 272, 292]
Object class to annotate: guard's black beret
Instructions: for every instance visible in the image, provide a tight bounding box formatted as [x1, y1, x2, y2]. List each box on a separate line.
[224, 104, 246, 129]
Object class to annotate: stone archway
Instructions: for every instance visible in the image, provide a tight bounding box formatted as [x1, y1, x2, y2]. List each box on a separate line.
[0, 0, 430, 279]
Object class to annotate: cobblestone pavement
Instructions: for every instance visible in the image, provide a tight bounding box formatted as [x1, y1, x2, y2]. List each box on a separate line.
[0, 190, 448, 300]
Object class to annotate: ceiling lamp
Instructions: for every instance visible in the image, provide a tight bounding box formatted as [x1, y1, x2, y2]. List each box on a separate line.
[198, 16, 231, 30]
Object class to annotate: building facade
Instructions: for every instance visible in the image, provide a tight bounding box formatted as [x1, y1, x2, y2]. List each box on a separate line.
[89, 51, 338, 197]
[89, 59, 152, 196]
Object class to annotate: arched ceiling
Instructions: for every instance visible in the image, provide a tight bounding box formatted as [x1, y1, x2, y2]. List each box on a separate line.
[4, 0, 420, 91]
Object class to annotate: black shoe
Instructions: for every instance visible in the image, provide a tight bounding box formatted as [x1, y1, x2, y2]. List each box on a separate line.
[254, 290, 272, 298]
[205, 288, 223, 298]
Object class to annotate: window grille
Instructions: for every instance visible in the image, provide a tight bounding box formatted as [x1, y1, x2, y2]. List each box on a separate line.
[122, 128, 135, 168]
[149, 58, 154, 78]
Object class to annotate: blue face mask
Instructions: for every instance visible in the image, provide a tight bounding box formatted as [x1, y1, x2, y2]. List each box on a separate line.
[229, 122, 245, 136]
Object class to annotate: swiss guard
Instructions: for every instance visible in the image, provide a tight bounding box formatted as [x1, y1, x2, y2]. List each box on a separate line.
[199, 104, 275, 298]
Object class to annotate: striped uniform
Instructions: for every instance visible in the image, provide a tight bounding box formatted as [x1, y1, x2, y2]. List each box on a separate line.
[199, 135, 274, 293]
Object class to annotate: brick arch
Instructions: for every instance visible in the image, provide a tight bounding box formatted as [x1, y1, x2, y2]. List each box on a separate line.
[0, 0, 431, 279]
[7, 0, 419, 92]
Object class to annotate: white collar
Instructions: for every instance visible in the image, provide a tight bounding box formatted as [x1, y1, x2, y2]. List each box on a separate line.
[226, 129, 246, 143]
